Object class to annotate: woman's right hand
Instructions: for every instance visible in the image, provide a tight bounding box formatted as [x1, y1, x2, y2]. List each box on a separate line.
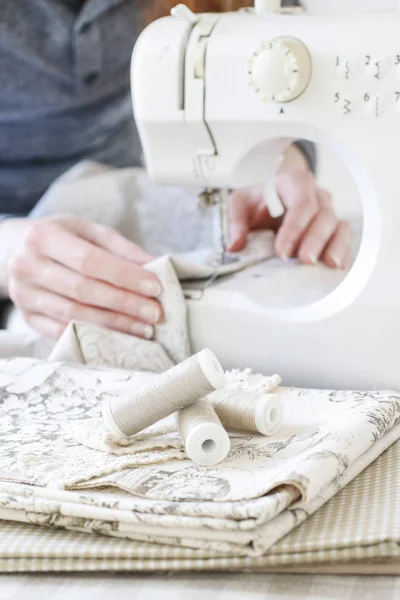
[5, 215, 163, 340]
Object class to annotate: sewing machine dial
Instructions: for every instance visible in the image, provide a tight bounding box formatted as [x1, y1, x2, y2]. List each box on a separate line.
[247, 37, 312, 102]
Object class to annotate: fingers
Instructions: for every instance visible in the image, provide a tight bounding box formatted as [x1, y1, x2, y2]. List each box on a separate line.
[11, 282, 155, 341]
[275, 171, 319, 259]
[322, 220, 353, 270]
[228, 190, 251, 252]
[24, 221, 162, 298]
[9, 217, 165, 339]
[297, 206, 338, 265]
[9, 253, 162, 326]
[275, 173, 352, 269]
[228, 186, 279, 252]
[10, 254, 163, 325]
[228, 171, 351, 271]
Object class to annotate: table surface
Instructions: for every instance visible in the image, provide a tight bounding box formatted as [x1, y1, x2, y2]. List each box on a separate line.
[0, 573, 400, 600]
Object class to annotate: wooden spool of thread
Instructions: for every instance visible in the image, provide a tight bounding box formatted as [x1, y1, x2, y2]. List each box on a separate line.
[178, 399, 231, 466]
[102, 349, 226, 438]
[209, 389, 284, 436]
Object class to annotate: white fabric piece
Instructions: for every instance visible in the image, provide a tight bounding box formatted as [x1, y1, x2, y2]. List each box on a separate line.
[144, 257, 191, 364]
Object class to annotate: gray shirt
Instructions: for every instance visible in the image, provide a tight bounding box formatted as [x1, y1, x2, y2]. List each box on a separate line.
[0, 0, 314, 217]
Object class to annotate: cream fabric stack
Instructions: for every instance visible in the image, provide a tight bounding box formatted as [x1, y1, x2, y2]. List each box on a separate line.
[0, 436, 399, 574]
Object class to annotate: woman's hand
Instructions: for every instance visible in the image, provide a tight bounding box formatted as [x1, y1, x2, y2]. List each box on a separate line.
[5, 215, 163, 340]
[229, 157, 352, 270]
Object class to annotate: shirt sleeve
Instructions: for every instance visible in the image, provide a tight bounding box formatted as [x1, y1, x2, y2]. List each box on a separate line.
[293, 140, 318, 174]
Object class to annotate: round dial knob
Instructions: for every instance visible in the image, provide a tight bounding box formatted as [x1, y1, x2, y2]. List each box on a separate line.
[247, 37, 312, 103]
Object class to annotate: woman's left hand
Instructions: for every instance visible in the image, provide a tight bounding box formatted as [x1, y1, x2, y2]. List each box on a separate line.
[228, 168, 352, 270]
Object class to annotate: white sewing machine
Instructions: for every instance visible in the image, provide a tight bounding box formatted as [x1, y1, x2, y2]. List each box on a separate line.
[132, 0, 400, 390]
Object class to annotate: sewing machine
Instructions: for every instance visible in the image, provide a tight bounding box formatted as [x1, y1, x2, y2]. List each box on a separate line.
[132, 1, 400, 390]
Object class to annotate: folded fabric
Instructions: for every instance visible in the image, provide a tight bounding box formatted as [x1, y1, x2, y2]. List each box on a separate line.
[0, 431, 399, 574]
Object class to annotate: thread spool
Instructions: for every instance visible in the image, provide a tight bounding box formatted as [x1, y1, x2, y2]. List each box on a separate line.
[209, 390, 284, 436]
[103, 349, 226, 438]
[178, 399, 231, 466]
